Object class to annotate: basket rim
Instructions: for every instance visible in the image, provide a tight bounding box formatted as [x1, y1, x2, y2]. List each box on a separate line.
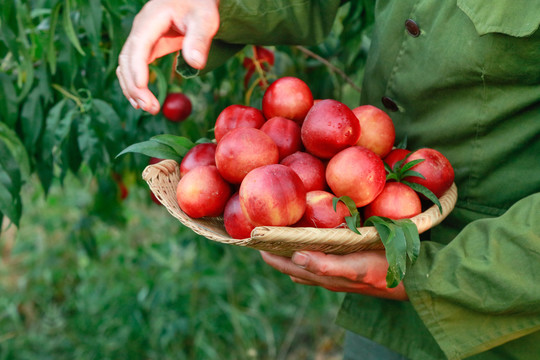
[142, 159, 458, 256]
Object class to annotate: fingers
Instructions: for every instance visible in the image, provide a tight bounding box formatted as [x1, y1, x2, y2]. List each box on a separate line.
[260, 250, 408, 300]
[260, 251, 358, 290]
[116, 63, 160, 114]
[116, 66, 139, 109]
[291, 251, 368, 282]
[260, 251, 308, 278]
[116, 0, 220, 114]
[179, 6, 220, 69]
[118, 2, 182, 113]
[260, 252, 368, 293]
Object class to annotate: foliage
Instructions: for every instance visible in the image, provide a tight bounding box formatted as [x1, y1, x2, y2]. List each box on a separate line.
[0, 173, 344, 359]
[0, 0, 375, 357]
[0, 0, 375, 227]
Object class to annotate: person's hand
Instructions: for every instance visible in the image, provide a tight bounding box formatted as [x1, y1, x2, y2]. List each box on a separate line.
[260, 250, 409, 301]
[116, 0, 220, 114]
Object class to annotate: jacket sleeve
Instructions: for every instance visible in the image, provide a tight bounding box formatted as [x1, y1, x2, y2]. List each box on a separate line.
[404, 192, 540, 360]
[176, 0, 342, 77]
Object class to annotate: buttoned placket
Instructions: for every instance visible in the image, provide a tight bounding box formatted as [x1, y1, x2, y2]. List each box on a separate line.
[381, 9, 423, 114]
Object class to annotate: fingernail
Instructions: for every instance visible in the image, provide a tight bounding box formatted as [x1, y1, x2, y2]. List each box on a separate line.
[137, 99, 146, 110]
[292, 252, 309, 268]
[190, 50, 204, 68]
[152, 100, 160, 112]
[128, 98, 138, 109]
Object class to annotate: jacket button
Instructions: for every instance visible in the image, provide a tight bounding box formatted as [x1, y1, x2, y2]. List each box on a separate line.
[381, 96, 399, 112]
[405, 19, 421, 37]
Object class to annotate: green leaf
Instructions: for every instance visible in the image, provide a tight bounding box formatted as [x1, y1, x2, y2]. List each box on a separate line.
[176, 53, 200, 78]
[401, 219, 421, 263]
[14, 3, 35, 102]
[196, 138, 215, 144]
[62, 121, 83, 175]
[20, 88, 44, 154]
[16, 53, 36, 103]
[402, 180, 443, 214]
[400, 158, 423, 173]
[368, 218, 406, 288]
[42, 99, 68, 155]
[400, 170, 425, 180]
[92, 99, 123, 142]
[150, 135, 195, 157]
[55, 107, 76, 145]
[385, 173, 400, 182]
[364, 216, 421, 288]
[35, 157, 54, 195]
[0, 122, 31, 180]
[0, 74, 19, 127]
[149, 64, 169, 106]
[345, 214, 361, 235]
[332, 195, 357, 215]
[116, 140, 182, 162]
[47, 3, 61, 74]
[77, 114, 107, 173]
[0, 141, 22, 226]
[80, 0, 102, 50]
[391, 152, 413, 173]
[62, 0, 86, 56]
[332, 195, 361, 234]
[395, 136, 408, 149]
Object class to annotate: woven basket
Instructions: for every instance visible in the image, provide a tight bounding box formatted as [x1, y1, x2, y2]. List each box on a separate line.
[142, 159, 458, 257]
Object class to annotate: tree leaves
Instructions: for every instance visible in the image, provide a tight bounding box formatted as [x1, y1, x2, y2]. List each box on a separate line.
[62, 0, 86, 56]
[0, 123, 30, 226]
[1, 0, 375, 229]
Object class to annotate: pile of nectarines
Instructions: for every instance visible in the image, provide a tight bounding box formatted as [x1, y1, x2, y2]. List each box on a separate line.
[173, 76, 454, 239]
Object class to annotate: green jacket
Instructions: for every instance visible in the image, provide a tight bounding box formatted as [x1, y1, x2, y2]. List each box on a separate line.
[201, 1, 540, 359]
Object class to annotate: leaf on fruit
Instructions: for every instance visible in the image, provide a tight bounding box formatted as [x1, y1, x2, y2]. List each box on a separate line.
[385, 156, 442, 213]
[364, 216, 421, 288]
[385, 171, 400, 182]
[398, 159, 424, 177]
[402, 180, 442, 214]
[332, 196, 361, 235]
[195, 137, 215, 144]
[395, 136, 408, 150]
[344, 215, 361, 235]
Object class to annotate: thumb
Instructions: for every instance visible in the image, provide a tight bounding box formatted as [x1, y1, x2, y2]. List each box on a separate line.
[291, 251, 368, 282]
[180, 7, 220, 69]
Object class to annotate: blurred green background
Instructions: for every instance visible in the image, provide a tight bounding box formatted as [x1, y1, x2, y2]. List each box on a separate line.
[0, 0, 374, 358]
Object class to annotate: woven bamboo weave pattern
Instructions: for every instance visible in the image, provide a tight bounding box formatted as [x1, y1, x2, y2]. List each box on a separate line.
[142, 159, 458, 257]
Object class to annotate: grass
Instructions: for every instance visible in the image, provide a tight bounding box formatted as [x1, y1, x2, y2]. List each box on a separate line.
[0, 172, 345, 360]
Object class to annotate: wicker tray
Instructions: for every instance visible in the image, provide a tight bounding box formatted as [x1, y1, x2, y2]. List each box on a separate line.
[142, 159, 458, 257]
